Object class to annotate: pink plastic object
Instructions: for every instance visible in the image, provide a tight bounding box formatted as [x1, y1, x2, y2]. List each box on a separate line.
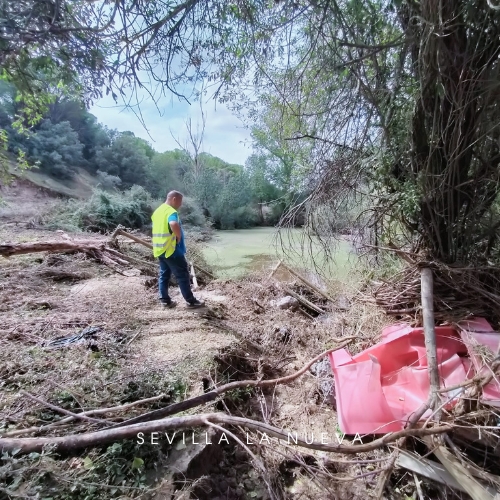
[329, 319, 500, 434]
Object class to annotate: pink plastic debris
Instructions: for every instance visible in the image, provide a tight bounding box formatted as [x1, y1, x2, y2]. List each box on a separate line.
[329, 318, 500, 434]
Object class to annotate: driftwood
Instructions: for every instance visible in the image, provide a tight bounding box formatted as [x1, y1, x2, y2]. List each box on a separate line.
[110, 227, 153, 249]
[279, 261, 337, 304]
[0, 241, 102, 257]
[0, 411, 451, 455]
[283, 286, 326, 315]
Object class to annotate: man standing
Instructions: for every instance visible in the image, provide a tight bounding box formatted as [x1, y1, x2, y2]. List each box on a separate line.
[151, 191, 205, 308]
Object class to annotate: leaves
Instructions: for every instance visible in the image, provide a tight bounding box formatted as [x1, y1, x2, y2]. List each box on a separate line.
[131, 457, 144, 470]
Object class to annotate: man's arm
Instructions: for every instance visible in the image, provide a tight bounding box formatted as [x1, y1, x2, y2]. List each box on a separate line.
[169, 220, 182, 243]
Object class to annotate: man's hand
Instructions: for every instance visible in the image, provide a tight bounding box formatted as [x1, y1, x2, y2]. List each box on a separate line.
[169, 221, 182, 243]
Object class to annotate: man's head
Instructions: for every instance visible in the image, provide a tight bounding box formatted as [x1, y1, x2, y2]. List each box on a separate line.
[166, 190, 183, 210]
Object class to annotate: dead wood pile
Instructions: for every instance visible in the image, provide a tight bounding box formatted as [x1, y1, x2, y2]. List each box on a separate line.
[0, 226, 214, 282]
[364, 261, 500, 326]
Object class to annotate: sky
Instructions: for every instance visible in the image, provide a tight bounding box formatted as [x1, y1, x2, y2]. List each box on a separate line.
[90, 92, 254, 166]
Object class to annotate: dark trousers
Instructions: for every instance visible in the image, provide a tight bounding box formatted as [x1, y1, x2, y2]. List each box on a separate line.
[158, 253, 195, 304]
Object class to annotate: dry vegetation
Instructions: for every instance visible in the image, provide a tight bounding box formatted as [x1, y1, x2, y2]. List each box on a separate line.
[1, 186, 500, 500]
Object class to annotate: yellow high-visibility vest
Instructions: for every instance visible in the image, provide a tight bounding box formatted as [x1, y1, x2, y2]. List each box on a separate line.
[151, 204, 178, 258]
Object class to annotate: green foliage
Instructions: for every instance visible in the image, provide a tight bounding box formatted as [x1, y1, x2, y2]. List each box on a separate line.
[147, 149, 186, 197]
[95, 133, 151, 189]
[26, 119, 84, 179]
[179, 195, 207, 227]
[47, 186, 154, 232]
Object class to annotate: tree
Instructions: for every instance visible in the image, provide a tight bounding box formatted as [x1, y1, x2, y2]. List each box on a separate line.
[27, 119, 84, 179]
[47, 99, 111, 172]
[147, 151, 186, 198]
[95, 132, 151, 189]
[246, 153, 282, 224]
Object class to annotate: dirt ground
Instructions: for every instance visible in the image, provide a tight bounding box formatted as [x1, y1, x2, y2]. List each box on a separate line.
[0, 183, 449, 500]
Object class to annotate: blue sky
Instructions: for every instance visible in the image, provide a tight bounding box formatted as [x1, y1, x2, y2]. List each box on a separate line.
[90, 92, 253, 166]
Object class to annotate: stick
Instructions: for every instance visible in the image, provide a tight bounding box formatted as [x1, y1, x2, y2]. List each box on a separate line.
[280, 261, 336, 304]
[193, 262, 215, 279]
[111, 229, 153, 249]
[421, 267, 441, 414]
[251, 298, 265, 310]
[204, 420, 277, 500]
[20, 391, 106, 425]
[0, 394, 167, 438]
[413, 472, 424, 500]
[374, 448, 400, 499]
[269, 260, 282, 279]
[104, 247, 155, 270]
[126, 329, 142, 346]
[423, 436, 496, 500]
[0, 412, 451, 455]
[283, 286, 326, 315]
[190, 261, 199, 290]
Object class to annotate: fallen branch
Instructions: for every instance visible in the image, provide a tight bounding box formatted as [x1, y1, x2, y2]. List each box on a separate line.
[283, 286, 326, 315]
[20, 391, 106, 425]
[279, 261, 337, 304]
[110, 228, 153, 249]
[112, 339, 357, 428]
[1, 394, 166, 438]
[0, 412, 452, 455]
[0, 241, 102, 257]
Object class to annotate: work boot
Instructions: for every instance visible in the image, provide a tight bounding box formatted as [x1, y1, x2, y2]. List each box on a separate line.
[161, 300, 177, 309]
[187, 299, 205, 309]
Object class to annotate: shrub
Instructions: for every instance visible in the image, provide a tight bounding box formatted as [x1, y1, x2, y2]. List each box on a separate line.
[46, 185, 154, 232]
[96, 170, 121, 190]
[178, 196, 206, 227]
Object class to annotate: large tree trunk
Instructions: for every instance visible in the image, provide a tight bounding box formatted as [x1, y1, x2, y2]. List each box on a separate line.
[0, 241, 103, 257]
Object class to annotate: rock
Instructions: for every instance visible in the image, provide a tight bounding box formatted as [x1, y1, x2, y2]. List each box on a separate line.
[276, 296, 299, 310]
[310, 358, 331, 377]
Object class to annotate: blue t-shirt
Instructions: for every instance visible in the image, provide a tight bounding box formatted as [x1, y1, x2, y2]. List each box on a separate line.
[168, 212, 186, 257]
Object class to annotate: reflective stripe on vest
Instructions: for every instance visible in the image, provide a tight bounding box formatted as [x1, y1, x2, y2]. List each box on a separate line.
[151, 204, 178, 258]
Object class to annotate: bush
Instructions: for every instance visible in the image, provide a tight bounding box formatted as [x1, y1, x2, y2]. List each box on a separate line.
[46, 185, 154, 232]
[96, 170, 121, 190]
[178, 196, 206, 227]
